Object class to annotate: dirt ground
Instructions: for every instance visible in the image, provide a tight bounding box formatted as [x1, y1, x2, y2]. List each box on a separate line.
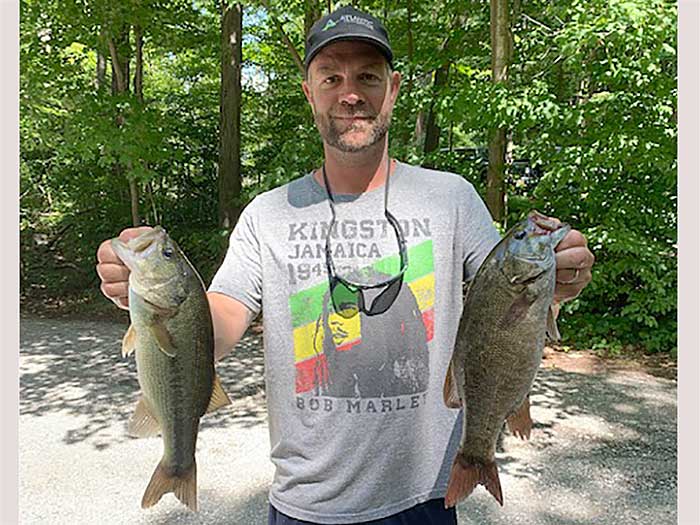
[541, 345, 677, 381]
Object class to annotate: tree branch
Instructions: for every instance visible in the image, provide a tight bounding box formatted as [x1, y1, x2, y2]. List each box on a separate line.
[107, 37, 126, 93]
[522, 13, 554, 34]
[260, 0, 305, 76]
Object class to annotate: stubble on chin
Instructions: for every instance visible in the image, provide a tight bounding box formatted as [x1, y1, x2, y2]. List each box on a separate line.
[315, 111, 392, 153]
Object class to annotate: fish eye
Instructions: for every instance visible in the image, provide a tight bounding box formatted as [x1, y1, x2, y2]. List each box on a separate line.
[514, 230, 527, 240]
[162, 247, 173, 258]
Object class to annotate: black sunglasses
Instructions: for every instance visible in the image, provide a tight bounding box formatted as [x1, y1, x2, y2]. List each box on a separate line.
[323, 158, 408, 318]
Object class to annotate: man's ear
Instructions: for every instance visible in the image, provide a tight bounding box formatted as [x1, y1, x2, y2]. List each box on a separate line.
[302, 79, 315, 114]
[389, 70, 402, 105]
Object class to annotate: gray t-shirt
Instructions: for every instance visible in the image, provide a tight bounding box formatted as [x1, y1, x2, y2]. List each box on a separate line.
[209, 161, 500, 523]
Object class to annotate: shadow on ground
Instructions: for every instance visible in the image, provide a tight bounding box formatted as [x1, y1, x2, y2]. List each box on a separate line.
[20, 318, 267, 450]
[134, 486, 270, 525]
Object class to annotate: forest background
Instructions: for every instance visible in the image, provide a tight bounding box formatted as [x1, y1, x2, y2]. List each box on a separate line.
[19, 0, 677, 355]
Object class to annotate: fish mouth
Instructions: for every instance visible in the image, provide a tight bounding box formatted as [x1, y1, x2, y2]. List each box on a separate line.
[528, 211, 561, 232]
[130, 233, 157, 253]
[111, 227, 165, 270]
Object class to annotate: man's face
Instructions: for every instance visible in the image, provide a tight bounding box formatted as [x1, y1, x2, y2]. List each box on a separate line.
[302, 41, 401, 153]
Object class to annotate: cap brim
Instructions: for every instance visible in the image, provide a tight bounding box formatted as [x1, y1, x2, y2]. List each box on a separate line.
[305, 34, 393, 71]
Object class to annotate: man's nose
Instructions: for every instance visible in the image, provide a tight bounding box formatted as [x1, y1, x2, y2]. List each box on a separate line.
[339, 92, 362, 106]
[338, 78, 364, 106]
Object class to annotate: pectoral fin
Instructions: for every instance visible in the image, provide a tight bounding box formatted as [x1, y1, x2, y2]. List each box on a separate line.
[121, 324, 137, 358]
[127, 396, 161, 438]
[149, 321, 177, 358]
[442, 359, 462, 409]
[206, 374, 232, 414]
[546, 303, 561, 342]
[501, 291, 536, 329]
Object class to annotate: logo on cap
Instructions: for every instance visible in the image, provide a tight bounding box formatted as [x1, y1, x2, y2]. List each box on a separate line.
[322, 19, 337, 31]
[339, 14, 374, 30]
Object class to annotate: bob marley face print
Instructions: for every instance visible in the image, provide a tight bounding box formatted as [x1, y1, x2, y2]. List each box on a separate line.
[306, 268, 430, 399]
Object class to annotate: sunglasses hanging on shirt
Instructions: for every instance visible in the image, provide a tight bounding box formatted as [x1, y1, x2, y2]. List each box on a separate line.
[323, 157, 408, 318]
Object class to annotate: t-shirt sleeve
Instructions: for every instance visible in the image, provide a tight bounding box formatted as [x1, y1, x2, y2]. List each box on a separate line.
[208, 200, 263, 315]
[460, 182, 502, 283]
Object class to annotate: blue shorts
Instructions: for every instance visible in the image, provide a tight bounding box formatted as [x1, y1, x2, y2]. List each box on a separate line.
[268, 499, 457, 525]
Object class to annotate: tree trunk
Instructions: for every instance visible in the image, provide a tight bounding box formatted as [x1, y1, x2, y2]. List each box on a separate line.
[485, 0, 511, 222]
[423, 63, 449, 162]
[109, 25, 140, 226]
[96, 52, 106, 88]
[134, 24, 149, 224]
[422, 12, 464, 165]
[406, 0, 414, 75]
[96, 29, 107, 89]
[448, 120, 454, 152]
[414, 109, 425, 146]
[218, 2, 243, 230]
[109, 26, 131, 95]
[401, 0, 415, 154]
[128, 177, 140, 226]
[134, 25, 144, 103]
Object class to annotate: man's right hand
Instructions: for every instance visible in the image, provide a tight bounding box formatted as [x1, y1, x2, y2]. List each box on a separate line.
[96, 226, 153, 310]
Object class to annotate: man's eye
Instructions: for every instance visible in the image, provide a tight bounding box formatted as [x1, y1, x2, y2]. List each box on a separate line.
[323, 75, 339, 84]
[360, 73, 381, 83]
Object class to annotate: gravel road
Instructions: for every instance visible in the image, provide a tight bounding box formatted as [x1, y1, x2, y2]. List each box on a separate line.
[19, 318, 677, 525]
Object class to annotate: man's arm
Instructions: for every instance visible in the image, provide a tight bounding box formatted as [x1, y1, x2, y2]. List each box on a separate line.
[207, 292, 257, 362]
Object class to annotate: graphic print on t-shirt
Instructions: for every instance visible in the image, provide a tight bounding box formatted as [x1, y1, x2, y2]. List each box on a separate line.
[288, 233, 435, 399]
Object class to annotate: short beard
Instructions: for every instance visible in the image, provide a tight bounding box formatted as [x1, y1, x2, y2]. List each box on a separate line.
[315, 109, 392, 153]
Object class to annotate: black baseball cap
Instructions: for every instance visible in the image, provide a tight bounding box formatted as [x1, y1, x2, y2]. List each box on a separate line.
[304, 6, 393, 72]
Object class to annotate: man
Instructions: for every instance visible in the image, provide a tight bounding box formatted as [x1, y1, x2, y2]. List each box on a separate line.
[96, 6, 594, 524]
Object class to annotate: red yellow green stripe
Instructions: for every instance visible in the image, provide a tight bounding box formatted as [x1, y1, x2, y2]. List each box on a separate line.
[289, 239, 434, 328]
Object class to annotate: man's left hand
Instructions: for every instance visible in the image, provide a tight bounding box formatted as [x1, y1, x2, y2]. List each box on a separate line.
[553, 227, 594, 303]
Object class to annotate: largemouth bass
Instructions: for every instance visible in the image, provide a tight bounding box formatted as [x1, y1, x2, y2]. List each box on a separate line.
[111, 227, 231, 511]
[443, 211, 570, 508]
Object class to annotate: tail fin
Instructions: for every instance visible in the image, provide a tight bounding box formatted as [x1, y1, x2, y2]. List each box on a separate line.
[141, 459, 197, 511]
[444, 456, 503, 508]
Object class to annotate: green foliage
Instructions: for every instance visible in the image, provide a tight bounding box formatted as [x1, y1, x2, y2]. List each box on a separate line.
[20, 0, 676, 354]
[513, 0, 677, 354]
